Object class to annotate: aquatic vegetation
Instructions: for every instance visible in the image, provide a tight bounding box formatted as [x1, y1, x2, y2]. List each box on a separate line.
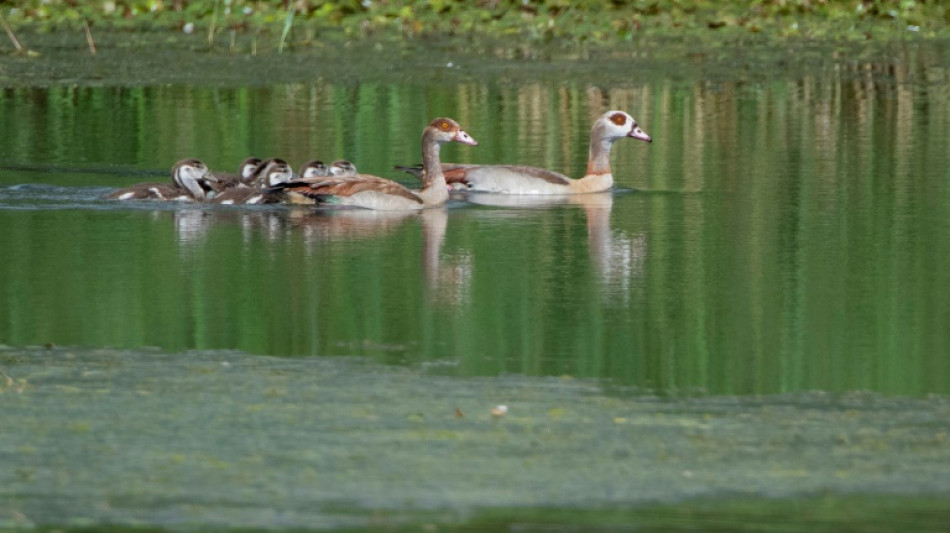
[1, 0, 948, 44]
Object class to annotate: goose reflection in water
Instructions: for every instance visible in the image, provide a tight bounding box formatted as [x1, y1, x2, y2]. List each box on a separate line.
[293, 208, 472, 306]
[167, 204, 426, 246]
[283, 207, 417, 243]
[465, 192, 646, 302]
[244, 207, 473, 307]
[579, 193, 647, 303]
[172, 208, 211, 248]
[419, 208, 473, 307]
[166, 193, 637, 306]
[170, 207, 297, 247]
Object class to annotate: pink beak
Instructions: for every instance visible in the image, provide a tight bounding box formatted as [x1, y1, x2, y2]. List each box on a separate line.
[455, 129, 479, 146]
[628, 125, 652, 143]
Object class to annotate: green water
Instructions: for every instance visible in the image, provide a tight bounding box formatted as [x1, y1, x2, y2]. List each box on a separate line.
[1, 347, 949, 531]
[0, 34, 949, 530]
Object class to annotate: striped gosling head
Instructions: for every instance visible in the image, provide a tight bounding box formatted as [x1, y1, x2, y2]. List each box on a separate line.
[300, 160, 330, 179]
[329, 160, 358, 177]
[172, 158, 216, 199]
[255, 158, 294, 188]
[239, 157, 263, 181]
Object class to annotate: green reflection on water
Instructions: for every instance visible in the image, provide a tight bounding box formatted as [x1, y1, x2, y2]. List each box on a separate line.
[0, 43, 949, 398]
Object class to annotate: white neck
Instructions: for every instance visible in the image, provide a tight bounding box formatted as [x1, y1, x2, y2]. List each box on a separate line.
[586, 122, 616, 176]
[176, 171, 207, 199]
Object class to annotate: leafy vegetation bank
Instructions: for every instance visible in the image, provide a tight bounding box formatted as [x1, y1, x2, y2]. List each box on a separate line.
[2, 0, 948, 44]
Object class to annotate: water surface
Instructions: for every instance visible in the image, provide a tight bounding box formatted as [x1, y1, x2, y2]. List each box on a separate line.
[0, 35, 949, 530]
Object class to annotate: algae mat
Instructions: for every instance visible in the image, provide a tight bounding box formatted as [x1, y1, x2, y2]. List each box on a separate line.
[0, 347, 948, 531]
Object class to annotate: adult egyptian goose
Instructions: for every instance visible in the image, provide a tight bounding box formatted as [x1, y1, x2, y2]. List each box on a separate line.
[271, 118, 477, 210]
[105, 159, 217, 201]
[211, 157, 262, 193]
[212, 158, 294, 205]
[397, 110, 650, 194]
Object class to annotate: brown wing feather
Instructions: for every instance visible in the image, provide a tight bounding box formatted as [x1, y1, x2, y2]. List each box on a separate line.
[210, 173, 242, 192]
[282, 175, 423, 204]
[442, 166, 470, 185]
[105, 182, 178, 200]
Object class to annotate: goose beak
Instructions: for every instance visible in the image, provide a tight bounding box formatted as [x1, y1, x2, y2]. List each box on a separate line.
[204, 171, 219, 182]
[628, 125, 652, 143]
[455, 129, 479, 146]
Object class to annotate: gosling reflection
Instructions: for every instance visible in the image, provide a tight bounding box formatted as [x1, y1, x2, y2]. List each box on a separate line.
[172, 208, 211, 248]
[237, 210, 288, 243]
[266, 208, 472, 306]
[169, 206, 417, 248]
[282, 207, 416, 244]
[465, 192, 646, 299]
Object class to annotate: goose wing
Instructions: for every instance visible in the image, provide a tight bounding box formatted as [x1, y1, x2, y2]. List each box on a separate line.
[462, 165, 573, 186]
[276, 175, 423, 205]
[396, 163, 572, 187]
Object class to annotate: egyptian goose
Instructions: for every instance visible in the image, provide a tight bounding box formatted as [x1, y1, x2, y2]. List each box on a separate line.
[292, 160, 356, 180]
[212, 158, 294, 205]
[397, 110, 650, 194]
[299, 160, 330, 179]
[329, 160, 358, 177]
[105, 159, 217, 201]
[281, 160, 341, 205]
[211, 156, 262, 193]
[247, 158, 294, 188]
[271, 118, 477, 210]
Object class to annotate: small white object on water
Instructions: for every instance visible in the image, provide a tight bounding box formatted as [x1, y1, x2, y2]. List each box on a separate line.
[182, 22, 195, 34]
[907, 25, 920, 32]
[447, 62, 454, 68]
[491, 405, 508, 417]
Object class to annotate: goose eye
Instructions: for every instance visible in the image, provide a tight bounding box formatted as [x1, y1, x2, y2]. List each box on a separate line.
[440, 122, 450, 130]
[610, 113, 627, 126]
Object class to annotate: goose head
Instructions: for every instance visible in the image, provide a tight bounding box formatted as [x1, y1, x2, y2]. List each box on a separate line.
[300, 160, 330, 179]
[598, 110, 652, 143]
[329, 159, 358, 177]
[239, 157, 263, 182]
[425, 117, 478, 147]
[255, 158, 295, 188]
[172, 158, 217, 199]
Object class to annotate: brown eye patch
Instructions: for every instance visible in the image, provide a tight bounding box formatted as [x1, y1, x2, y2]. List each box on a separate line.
[610, 113, 627, 126]
[440, 121, 450, 130]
